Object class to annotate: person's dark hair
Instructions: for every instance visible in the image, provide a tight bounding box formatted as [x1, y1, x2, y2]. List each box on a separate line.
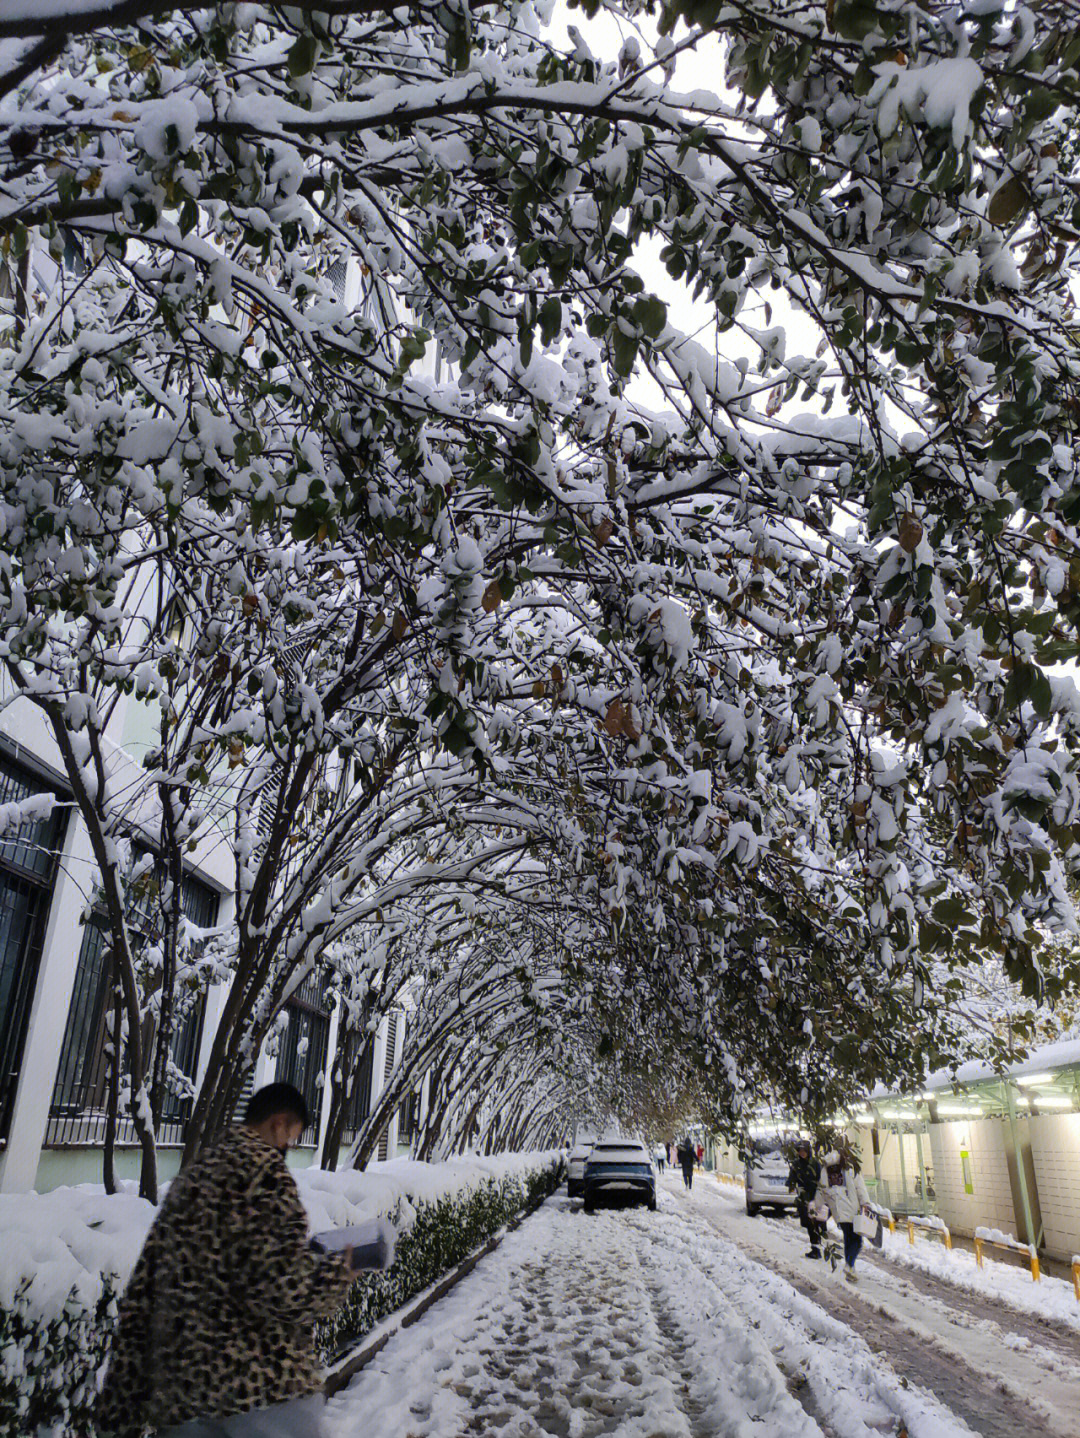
[244, 1082, 309, 1130]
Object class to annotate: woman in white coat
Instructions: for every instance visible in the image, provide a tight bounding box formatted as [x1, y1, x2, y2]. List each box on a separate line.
[816, 1150, 871, 1280]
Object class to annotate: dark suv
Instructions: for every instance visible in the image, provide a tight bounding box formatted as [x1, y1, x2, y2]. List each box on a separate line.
[582, 1141, 657, 1213]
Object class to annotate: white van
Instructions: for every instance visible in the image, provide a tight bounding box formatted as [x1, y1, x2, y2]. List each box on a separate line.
[567, 1137, 596, 1197]
[745, 1136, 797, 1216]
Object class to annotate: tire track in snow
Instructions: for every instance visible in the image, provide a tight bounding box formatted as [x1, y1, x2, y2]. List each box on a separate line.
[747, 1202, 1080, 1367]
[677, 1184, 1065, 1438]
[643, 1192, 978, 1438]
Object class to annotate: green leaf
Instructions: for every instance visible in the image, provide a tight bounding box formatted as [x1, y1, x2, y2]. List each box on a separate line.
[538, 296, 562, 347]
[988, 175, 1027, 228]
[1030, 666, 1054, 719]
[612, 328, 638, 377]
[931, 896, 969, 928]
[1004, 662, 1033, 711]
[636, 295, 667, 340]
[287, 34, 318, 78]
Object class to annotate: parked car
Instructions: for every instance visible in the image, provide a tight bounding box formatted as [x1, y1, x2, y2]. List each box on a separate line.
[567, 1141, 594, 1198]
[745, 1136, 797, 1217]
[583, 1140, 657, 1213]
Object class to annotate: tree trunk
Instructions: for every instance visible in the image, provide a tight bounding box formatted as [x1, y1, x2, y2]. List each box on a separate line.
[102, 967, 121, 1196]
[150, 786, 185, 1134]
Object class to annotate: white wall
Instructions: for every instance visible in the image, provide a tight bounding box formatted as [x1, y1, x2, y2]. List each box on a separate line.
[927, 1118, 1018, 1240]
[0, 815, 98, 1192]
[1029, 1112, 1080, 1261]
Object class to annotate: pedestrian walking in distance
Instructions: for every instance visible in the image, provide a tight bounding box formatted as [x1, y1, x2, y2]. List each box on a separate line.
[655, 1143, 666, 1173]
[95, 1083, 358, 1438]
[816, 1149, 871, 1281]
[678, 1138, 695, 1190]
[788, 1138, 824, 1259]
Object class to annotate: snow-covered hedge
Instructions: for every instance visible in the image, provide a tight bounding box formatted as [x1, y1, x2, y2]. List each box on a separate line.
[0, 1151, 562, 1435]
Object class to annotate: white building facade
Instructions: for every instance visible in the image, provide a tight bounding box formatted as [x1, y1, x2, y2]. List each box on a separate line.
[0, 676, 411, 1193]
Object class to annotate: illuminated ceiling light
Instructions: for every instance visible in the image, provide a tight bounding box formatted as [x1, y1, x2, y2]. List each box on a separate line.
[1015, 1097, 1031, 1108]
[1016, 1073, 1057, 1087]
[936, 1104, 984, 1117]
[1032, 1094, 1073, 1110]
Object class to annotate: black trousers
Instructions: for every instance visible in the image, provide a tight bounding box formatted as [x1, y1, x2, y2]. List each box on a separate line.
[796, 1197, 824, 1246]
[681, 1163, 694, 1189]
[839, 1221, 863, 1268]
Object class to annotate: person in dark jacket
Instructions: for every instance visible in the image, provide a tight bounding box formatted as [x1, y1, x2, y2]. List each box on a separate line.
[788, 1138, 824, 1259]
[95, 1083, 357, 1438]
[677, 1138, 695, 1189]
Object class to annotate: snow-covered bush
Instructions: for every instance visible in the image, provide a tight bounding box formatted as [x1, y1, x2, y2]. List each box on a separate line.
[0, 1153, 561, 1436]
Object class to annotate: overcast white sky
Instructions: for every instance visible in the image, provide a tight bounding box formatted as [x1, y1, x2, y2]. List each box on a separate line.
[548, 3, 827, 422]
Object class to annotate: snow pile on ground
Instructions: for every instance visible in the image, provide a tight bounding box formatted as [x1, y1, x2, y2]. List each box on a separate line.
[701, 1173, 1080, 1339]
[879, 1224, 1080, 1332]
[0, 1150, 558, 1327]
[973, 1224, 1035, 1256]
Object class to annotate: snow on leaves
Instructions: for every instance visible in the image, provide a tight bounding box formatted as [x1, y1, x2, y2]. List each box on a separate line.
[0, 0, 1079, 1175]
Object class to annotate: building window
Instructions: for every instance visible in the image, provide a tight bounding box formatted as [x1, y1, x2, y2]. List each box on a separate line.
[398, 1088, 419, 1148]
[340, 1041, 374, 1146]
[46, 872, 220, 1148]
[377, 1011, 400, 1162]
[0, 757, 65, 1141]
[275, 970, 330, 1147]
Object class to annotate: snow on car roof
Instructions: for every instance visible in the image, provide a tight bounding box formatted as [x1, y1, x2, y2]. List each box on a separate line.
[586, 1143, 649, 1160]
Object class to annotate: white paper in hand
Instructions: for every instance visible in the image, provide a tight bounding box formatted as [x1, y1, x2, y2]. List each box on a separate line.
[312, 1216, 397, 1271]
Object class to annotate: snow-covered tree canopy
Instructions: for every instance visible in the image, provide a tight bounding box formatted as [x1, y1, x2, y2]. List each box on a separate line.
[3, 0, 1080, 1182]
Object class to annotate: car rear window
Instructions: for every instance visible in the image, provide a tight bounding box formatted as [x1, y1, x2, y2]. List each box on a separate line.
[587, 1145, 649, 1162]
[751, 1138, 785, 1156]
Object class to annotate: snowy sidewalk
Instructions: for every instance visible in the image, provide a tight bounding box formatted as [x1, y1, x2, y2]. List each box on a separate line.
[679, 1176, 1080, 1438]
[328, 1182, 1011, 1438]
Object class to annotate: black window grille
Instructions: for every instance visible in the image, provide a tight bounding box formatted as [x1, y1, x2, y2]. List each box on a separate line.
[398, 1089, 419, 1147]
[0, 757, 65, 1141]
[377, 1011, 399, 1162]
[275, 970, 331, 1147]
[395, 1019, 412, 1142]
[340, 1041, 374, 1146]
[45, 871, 220, 1148]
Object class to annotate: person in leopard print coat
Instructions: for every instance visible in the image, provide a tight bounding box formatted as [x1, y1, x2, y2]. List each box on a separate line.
[94, 1084, 356, 1438]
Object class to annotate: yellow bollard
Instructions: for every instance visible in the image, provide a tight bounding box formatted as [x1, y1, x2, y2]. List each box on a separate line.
[943, 1227, 952, 1250]
[1072, 1260, 1079, 1302]
[907, 1219, 915, 1246]
[1031, 1252, 1041, 1283]
[974, 1235, 984, 1268]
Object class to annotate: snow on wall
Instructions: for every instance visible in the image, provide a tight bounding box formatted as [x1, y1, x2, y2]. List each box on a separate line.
[1029, 1113, 1080, 1262]
[928, 1120, 1018, 1241]
[0, 1150, 559, 1327]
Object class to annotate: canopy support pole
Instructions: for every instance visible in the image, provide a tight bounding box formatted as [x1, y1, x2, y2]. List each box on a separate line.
[1003, 1082, 1039, 1248]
